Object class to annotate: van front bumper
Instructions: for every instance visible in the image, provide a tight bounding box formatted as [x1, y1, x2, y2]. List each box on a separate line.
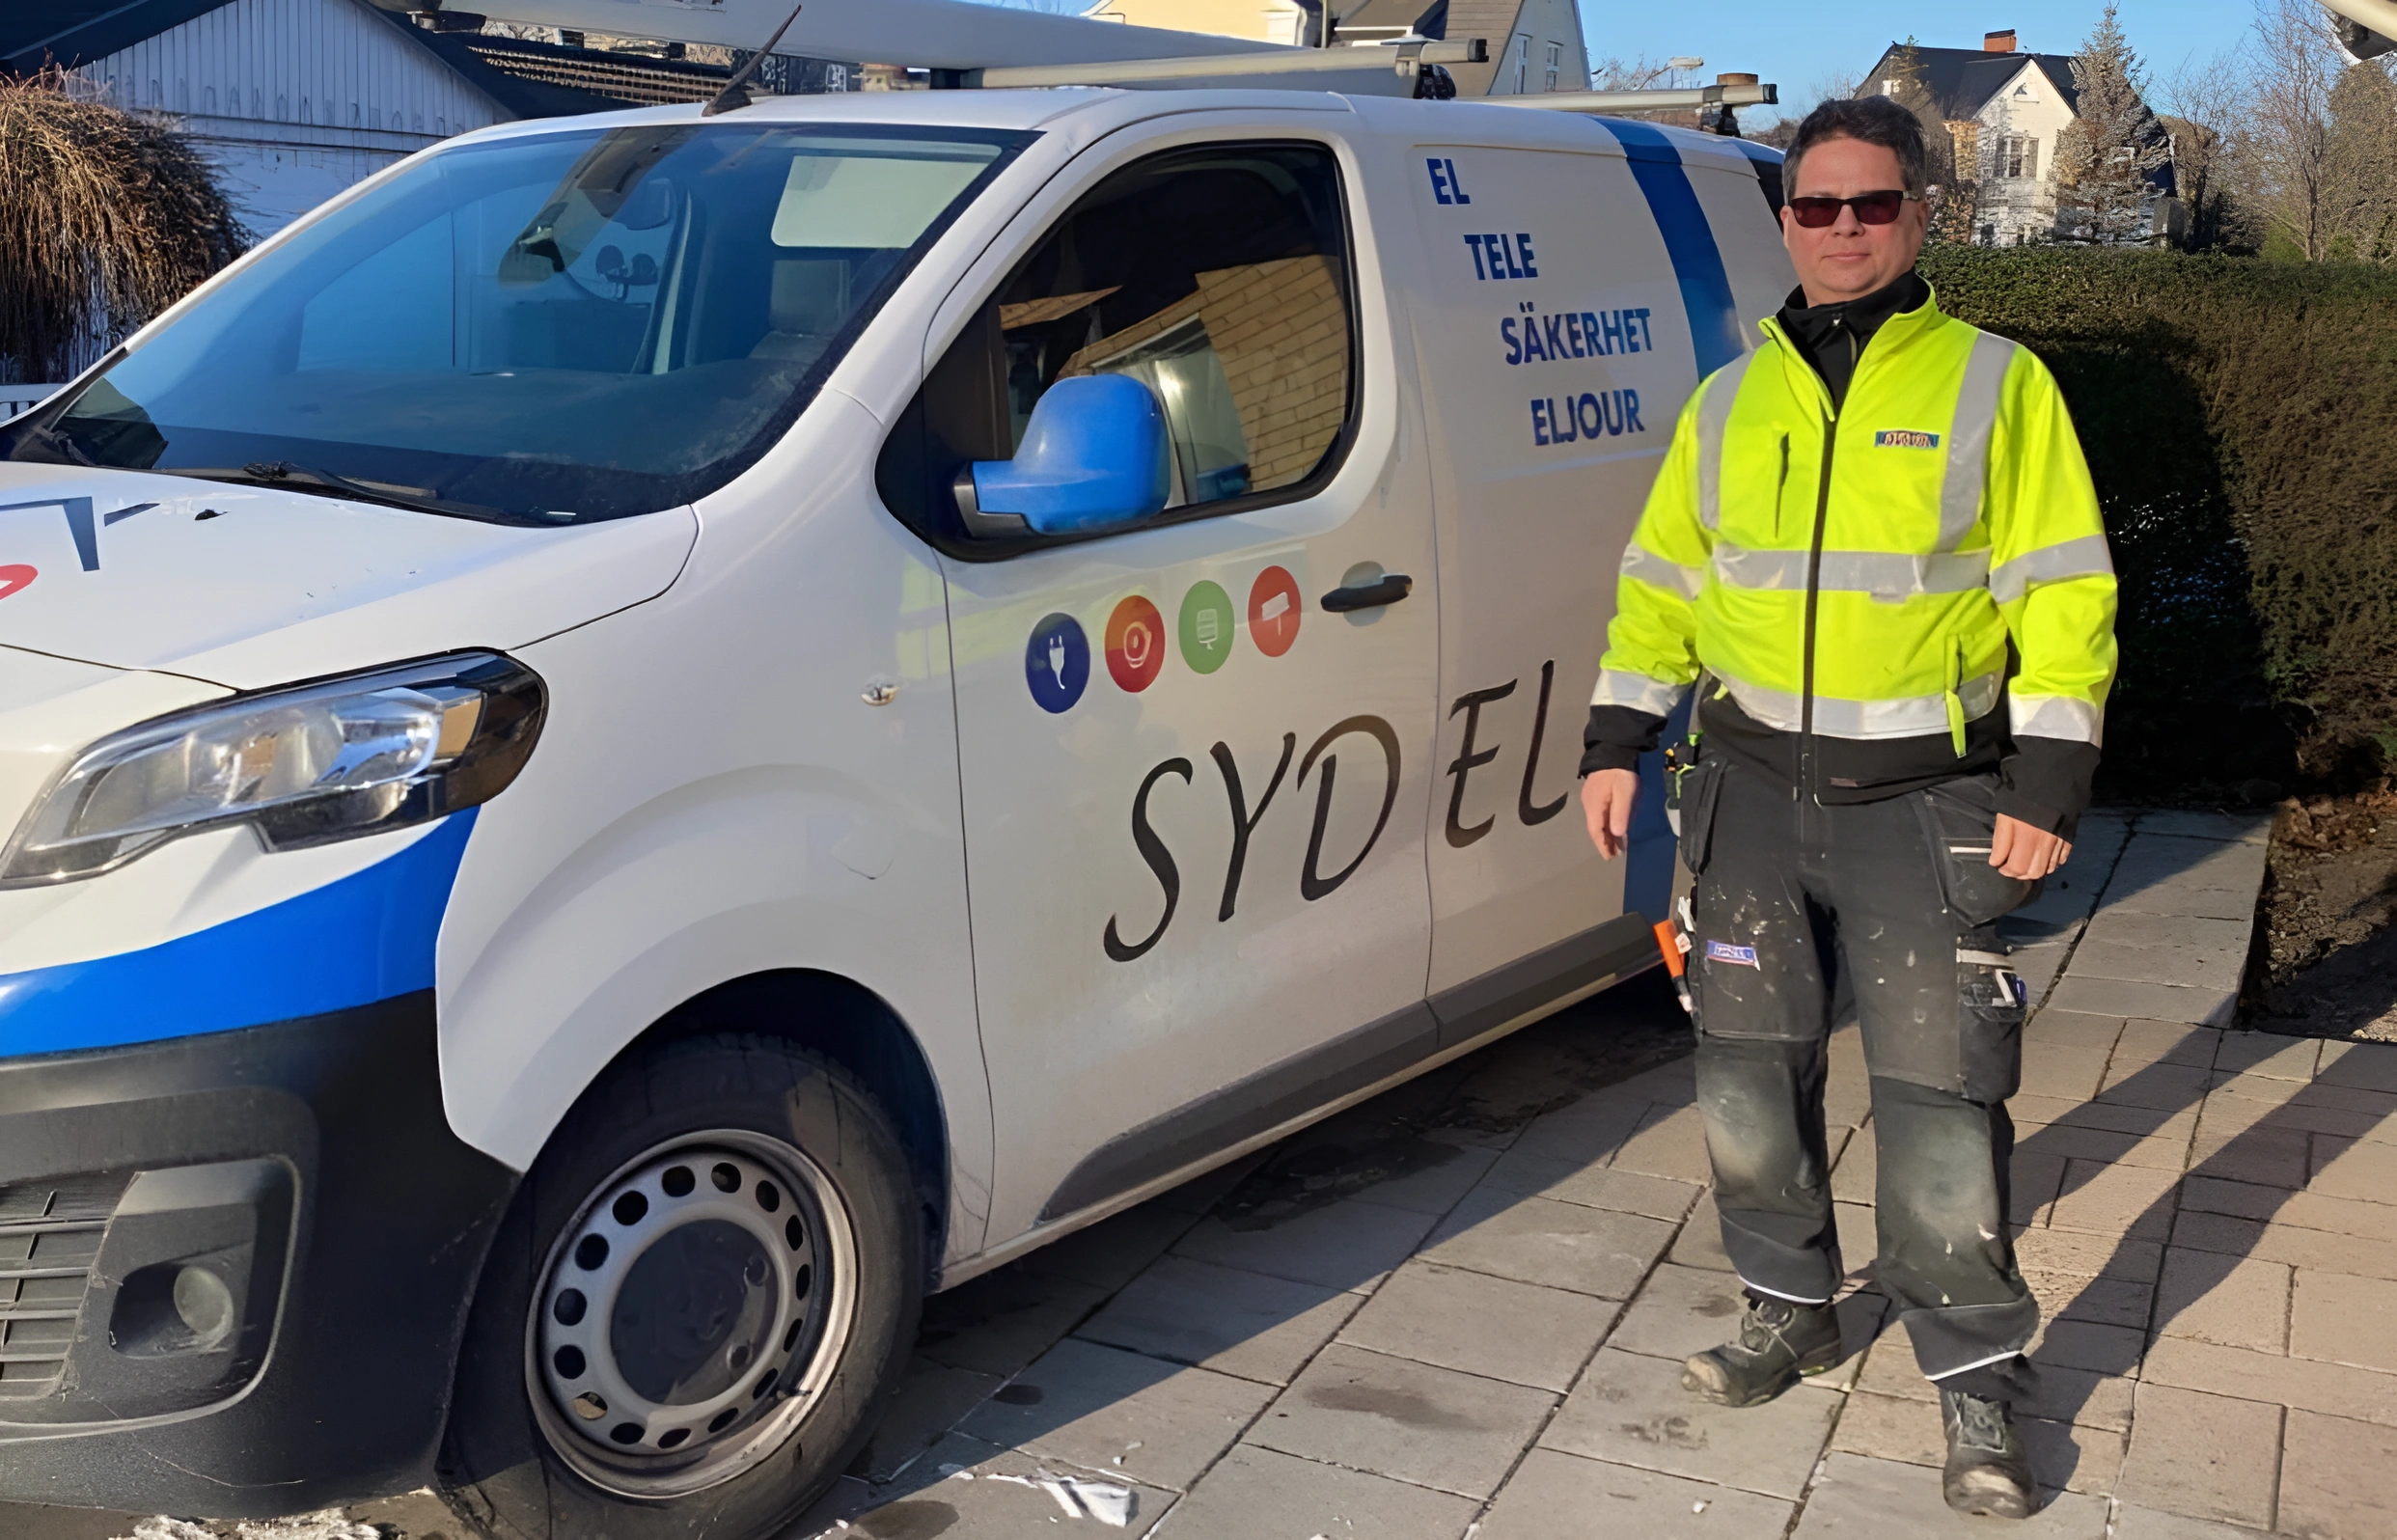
[0, 995, 518, 1518]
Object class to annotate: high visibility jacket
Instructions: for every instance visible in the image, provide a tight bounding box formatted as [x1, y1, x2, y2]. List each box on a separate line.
[1595, 287, 2116, 802]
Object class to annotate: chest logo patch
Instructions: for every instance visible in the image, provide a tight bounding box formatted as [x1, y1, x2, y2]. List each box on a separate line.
[1874, 429, 1942, 450]
[1705, 941, 1761, 968]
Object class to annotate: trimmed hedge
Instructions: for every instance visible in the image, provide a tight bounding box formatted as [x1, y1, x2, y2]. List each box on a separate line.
[1919, 247, 2397, 801]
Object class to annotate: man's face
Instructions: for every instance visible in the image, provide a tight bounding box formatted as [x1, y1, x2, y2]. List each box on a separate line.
[1780, 135, 1929, 306]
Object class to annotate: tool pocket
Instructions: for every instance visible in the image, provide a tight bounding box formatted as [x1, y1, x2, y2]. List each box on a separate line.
[1674, 754, 1727, 876]
[1958, 943, 2028, 1102]
[1915, 778, 2040, 926]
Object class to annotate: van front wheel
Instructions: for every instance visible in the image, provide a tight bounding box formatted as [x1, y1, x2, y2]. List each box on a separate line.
[439, 1035, 923, 1540]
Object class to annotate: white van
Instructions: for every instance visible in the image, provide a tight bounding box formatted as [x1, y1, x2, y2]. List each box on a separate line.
[0, 85, 1788, 1535]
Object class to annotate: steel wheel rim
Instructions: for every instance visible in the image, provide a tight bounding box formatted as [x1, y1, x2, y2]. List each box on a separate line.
[524, 1127, 860, 1499]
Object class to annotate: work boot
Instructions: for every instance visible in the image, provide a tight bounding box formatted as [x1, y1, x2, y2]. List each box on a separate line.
[1941, 1388, 2036, 1519]
[1679, 1294, 1843, 1407]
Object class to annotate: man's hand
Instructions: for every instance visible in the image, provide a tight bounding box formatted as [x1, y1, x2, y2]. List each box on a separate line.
[1581, 768, 1639, 860]
[1991, 813, 2070, 880]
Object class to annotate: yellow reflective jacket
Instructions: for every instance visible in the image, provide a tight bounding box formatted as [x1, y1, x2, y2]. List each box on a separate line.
[1594, 286, 2117, 818]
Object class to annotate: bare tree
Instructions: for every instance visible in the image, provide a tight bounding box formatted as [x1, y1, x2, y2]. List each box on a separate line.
[2157, 49, 2258, 249]
[2325, 55, 2397, 260]
[2245, 0, 2345, 260]
[2053, 3, 2172, 242]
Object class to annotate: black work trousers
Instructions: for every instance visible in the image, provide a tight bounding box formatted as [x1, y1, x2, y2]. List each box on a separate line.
[1679, 757, 2041, 1392]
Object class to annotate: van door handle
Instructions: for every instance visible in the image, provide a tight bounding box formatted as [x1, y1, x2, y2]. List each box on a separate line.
[1321, 573, 1413, 612]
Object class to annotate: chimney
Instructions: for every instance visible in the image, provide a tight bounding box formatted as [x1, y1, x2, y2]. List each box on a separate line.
[1984, 29, 2017, 53]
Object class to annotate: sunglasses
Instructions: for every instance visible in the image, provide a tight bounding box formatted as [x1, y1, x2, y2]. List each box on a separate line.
[1786, 190, 1921, 228]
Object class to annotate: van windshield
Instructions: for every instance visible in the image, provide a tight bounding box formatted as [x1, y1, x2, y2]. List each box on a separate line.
[2, 123, 1027, 522]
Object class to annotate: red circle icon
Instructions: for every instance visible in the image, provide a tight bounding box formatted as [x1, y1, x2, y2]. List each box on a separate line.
[1249, 565, 1302, 658]
[1106, 594, 1166, 692]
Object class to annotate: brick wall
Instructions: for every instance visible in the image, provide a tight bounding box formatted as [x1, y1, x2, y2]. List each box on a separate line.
[1063, 255, 1349, 493]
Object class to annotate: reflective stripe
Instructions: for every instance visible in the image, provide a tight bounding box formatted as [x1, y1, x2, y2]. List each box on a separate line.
[1712, 542, 1991, 598]
[1937, 332, 2018, 550]
[2010, 693, 2104, 746]
[1694, 352, 1758, 532]
[1591, 669, 1690, 717]
[1621, 542, 1706, 600]
[1989, 534, 2114, 604]
[1718, 667, 2003, 739]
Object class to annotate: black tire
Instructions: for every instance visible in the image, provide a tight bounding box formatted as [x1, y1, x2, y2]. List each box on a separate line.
[437, 1034, 923, 1540]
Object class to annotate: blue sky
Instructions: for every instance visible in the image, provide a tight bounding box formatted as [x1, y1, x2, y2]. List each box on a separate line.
[1579, 0, 2262, 118]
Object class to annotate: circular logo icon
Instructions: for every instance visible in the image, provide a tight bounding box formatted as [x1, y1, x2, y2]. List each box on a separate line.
[1025, 612, 1089, 714]
[1106, 594, 1167, 693]
[1178, 581, 1236, 675]
[1249, 565, 1303, 658]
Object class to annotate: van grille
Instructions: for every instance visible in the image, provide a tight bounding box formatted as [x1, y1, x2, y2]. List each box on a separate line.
[0, 1174, 129, 1399]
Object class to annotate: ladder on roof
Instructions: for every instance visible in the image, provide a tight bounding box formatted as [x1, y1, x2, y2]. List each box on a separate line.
[444, 0, 1776, 111]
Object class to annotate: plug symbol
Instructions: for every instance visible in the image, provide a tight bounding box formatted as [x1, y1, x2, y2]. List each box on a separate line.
[1048, 634, 1067, 688]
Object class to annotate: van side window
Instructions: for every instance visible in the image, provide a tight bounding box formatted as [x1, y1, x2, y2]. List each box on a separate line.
[876, 141, 1355, 555]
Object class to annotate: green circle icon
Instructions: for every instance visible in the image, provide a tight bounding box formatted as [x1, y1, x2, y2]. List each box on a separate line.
[1178, 580, 1236, 675]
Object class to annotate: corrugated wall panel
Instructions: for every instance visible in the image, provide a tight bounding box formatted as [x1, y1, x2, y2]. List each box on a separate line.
[77, 0, 504, 142]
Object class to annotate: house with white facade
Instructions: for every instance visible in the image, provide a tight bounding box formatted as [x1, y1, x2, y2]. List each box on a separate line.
[1858, 29, 2177, 245]
[0, 0, 851, 236]
[1084, 0, 1589, 96]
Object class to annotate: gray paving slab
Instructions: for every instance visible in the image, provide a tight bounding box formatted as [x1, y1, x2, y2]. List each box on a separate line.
[1416, 1188, 1677, 1300]
[915, 1265, 1112, 1379]
[1538, 1346, 1838, 1499]
[1476, 1148, 1705, 1220]
[2047, 975, 2237, 1030]
[815, 1433, 1181, 1540]
[1790, 1452, 2110, 1537]
[953, 1337, 1272, 1492]
[1474, 1448, 1798, 1539]
[1147, 1444, 1478, 1540]
[1247, 1342, 1557, 1499]
[2106, 835, 2271, 895]
[2108, 1506, 2273, 1540]
[1670, 1191, 1736, 1272]
[1171, 1196, 1435, 1292]
[1073, 1253, 1360, 1386]
[2069, 940, 2247, 996]
[1337, 1258, 1619, 1391]
[2135, 810, 2273, 845]
[849, 1356, 1005, 1482]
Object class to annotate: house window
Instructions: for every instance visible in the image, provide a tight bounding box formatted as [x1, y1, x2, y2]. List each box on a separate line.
[2002, 135, 2040, 180]
[1545, 41, 1561, 92]
[1883, 78, 1897, 95]
[1979, 223, 1996, 245]
[1513, 34, 1529, 93]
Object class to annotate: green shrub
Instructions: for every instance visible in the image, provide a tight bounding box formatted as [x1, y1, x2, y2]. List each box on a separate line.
[1919, 246, 2397, 801]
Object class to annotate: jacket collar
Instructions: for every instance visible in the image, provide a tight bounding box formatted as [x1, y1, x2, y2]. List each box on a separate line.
[1757, 275, 1952, 414]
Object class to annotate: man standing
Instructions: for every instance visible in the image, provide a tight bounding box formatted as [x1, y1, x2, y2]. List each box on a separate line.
[1579, 96, 2116, 1520]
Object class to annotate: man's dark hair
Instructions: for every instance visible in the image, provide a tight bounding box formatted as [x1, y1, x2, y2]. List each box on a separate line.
[1783, 96, 1928, 197]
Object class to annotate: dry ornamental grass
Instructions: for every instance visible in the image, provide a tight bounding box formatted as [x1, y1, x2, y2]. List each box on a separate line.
[0, 68, 246, 383]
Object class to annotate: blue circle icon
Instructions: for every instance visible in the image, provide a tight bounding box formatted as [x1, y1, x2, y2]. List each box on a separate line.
[1026, 612, 1090, 714]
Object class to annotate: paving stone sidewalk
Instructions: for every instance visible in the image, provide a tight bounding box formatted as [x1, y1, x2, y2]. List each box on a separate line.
[785, 807, 2397, 1540]
[23, 808, 2393, 1540]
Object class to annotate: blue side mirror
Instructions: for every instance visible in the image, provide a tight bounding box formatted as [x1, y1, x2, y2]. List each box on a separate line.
[956, 374, 1171, 537]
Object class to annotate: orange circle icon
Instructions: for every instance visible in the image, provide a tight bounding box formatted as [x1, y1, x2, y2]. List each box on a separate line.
[1106, 594, 1167, 692]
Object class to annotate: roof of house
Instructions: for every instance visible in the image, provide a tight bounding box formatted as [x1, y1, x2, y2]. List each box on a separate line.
[0, 0, 736, 116]
[1862, 41, 2082, 121]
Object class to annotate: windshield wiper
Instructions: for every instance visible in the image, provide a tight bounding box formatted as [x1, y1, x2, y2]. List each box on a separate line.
[154, 462, 528, 524]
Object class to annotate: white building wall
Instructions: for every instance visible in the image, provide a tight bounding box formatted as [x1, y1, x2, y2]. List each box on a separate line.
[1970, 60, 2078, 244]
[1488, 0, 1587, 96]
[74, 0, 507, 234]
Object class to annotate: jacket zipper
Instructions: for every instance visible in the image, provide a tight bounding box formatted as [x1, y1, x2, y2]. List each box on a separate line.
[1799, 404, 1835, 801]
[1775, 433, 1790, 540]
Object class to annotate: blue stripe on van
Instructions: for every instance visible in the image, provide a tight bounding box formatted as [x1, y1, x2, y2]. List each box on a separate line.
[0, 811, 476, 1059]
[1593, 120, 1747, 378]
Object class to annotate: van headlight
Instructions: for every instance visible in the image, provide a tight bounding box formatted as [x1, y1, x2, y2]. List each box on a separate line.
[0, 651, 545, 886]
